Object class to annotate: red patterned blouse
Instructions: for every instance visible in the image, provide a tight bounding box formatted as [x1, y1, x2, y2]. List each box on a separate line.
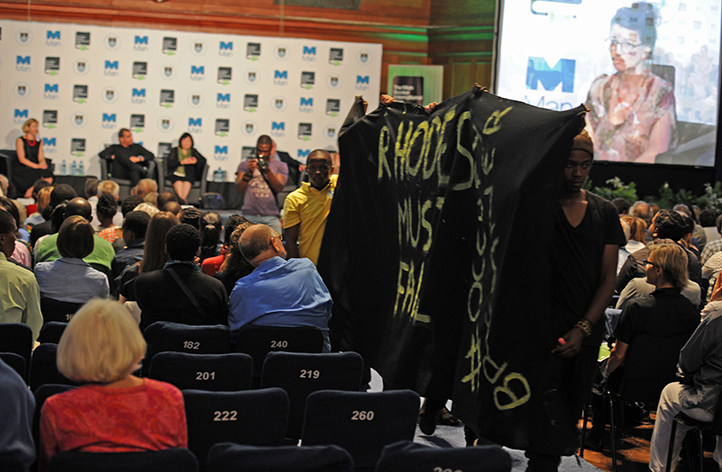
[39, 378, 187, 471]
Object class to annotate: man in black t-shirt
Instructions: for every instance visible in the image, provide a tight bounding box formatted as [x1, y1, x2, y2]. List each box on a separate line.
[99, 128, 155, 187]
[526, 130, 626, 472]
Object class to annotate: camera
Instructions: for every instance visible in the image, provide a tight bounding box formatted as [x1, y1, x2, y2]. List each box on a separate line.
[257, 157, 269, 172]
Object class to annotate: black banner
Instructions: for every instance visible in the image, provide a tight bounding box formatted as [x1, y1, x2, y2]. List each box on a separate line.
[318, 88, 586, 453]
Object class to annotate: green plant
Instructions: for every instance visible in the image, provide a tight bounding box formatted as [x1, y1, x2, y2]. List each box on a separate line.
[587, 177, 638, 203]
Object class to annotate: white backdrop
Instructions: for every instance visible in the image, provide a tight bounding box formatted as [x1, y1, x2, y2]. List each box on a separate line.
[0, 20, 382, 180]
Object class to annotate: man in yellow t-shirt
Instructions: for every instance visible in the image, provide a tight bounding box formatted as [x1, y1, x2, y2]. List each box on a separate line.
[282, 149, 337, 265]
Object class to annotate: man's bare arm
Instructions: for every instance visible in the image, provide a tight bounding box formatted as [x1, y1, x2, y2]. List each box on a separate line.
[284, 224, 300, 259]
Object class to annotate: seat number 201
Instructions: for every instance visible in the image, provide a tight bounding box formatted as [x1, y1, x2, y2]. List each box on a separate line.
[196, 371, 215, 380]
[351, 410, 374, 421]
[213, 410, 237, 421]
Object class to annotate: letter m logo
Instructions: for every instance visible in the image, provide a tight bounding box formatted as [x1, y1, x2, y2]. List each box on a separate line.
[526, 57, 576, 93]
[303, 46, 316, 55]
[220, 41, 233, 50]
[15, 109, 29, 118]
[135, 36, 148, 45]
[297, 149, 311, 159]
[132, 89, 146, 97]
[215, 146, 228, 154]
[356, 75, 370, 84]
[17, 56, 31, 65]
[189, 118, 202, 127]
[44, 84, 59, 93]
[217, 93, 230, 102]
[47, 31, 60, 40]
[44, 138, 56, 146]
[271, 122, 285, 131]
[191, 66, 204, 75]
[300, 98, 313, 107]
[274, 70, 288, 79]
[105, 61, 119, 70]
[102, 113, 116, 122]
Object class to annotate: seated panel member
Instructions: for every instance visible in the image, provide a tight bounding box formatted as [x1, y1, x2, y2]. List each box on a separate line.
[99, 128, 154, 187]
[228, 224, 332, 352]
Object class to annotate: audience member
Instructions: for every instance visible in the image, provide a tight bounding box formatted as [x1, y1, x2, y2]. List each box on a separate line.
[201, 214, 247, 276]
[0, 210, 42, 340]
[700, 210, 720, 245]
[283, 149, 337, 265]
[25, 179, 51, 216]
[39, 299, 187, 471]
[629, 200, 652, 226]
[213, 221, 254, 294]
[178, 206, 202, 229]
[112, 211, 150, 280]
[135, 224, 228, 331]
[25, 185, 53, 229]
[616, 209, 702, 293]
[648, 274, 722, 472]
[144, 192, 158, 207]
[157, 191, 178, 211]
[117, 212, 179, 302]
[701, 214, 722, 265]
[30, 184, 77, 246]
[99, 129, 154, 187]
[133, 202, 159, 218]
[0, 197, 32, 268]
[162, 201, 182, 215]
[0, 174, 9, 197]
[674, 203, 706, 251]
[234, 134, 288, 233]
[587, 243, 699, 450]
[131, 178, 158, 200]
[229, 224, 332, 351]
[35, 198, 115, 275]
[611, 198, 630, 215]
[199, 211, 223, 263]
[0, 358, 35, 470]
[85, 177, 99, 208]
[34, 216, 109, 303]
[95, 194, 120, 241]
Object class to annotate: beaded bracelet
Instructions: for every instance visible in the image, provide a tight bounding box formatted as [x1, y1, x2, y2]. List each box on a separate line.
[574, 318, 593, 338]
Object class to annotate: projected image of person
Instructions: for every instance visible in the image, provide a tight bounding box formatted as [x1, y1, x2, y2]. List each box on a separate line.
[585, 2, 677, 163]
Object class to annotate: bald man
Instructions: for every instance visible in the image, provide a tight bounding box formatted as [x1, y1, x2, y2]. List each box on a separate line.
[228, 224, 332, 351]
[282, 149, 337, 266]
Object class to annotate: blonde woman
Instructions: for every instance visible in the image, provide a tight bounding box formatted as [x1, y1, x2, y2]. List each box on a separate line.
[39, 299, 186, 471]
[14, 118, 53, 198]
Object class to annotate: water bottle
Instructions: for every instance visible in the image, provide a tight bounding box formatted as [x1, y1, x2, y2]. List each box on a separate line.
[60, 160, 66, 175]
[78, 161, 84, 176]
[214, 167, 223, 182]
[70, 160, 77, 176]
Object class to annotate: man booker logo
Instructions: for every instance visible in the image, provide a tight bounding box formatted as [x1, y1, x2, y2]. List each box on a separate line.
[191, 41, 205, 55]
[242, 121, 257, 137]
[327, 74, 342, 90]
[356, 50, 371, 65]
[161, 64, 175, 80]
[245, 69, 259, 85]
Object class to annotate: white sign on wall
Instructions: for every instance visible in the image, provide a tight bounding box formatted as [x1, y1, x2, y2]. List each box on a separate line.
[0, 20, 382, 180]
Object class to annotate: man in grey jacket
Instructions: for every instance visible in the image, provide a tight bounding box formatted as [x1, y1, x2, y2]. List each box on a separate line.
[649, 299, 722, 471]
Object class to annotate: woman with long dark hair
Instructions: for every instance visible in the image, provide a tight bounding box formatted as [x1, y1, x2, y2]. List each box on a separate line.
[165, 132, 206, 204]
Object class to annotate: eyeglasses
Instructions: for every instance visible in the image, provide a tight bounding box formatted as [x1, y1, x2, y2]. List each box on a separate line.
[643, 259, 659, 268]
[608, 38, 643, 54]
[272, 232, 283, 243]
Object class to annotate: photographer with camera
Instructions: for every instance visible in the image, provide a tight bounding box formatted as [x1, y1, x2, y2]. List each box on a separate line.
[235, 135, 288, 234]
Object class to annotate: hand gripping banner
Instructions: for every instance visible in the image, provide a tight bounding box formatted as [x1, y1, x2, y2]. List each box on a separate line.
[318, 87, 586, 454]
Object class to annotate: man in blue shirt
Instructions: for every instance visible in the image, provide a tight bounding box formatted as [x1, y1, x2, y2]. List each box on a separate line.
[228, 224, 332, 351]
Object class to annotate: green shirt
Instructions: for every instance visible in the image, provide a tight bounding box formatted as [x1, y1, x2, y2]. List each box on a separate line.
[0, 253, 42, 341]
[35, 233, 115, 270]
